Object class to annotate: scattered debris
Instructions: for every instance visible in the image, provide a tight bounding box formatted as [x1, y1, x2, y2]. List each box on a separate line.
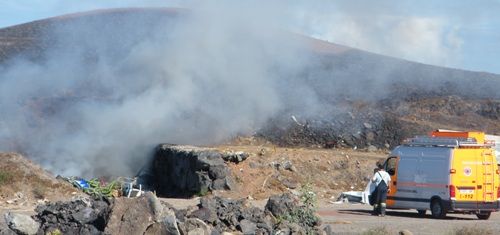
[62, 176, 121, 198]
[291, 115, 304, 127]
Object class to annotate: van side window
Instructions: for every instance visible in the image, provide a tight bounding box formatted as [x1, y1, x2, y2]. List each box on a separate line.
[385, 157, 397, 176]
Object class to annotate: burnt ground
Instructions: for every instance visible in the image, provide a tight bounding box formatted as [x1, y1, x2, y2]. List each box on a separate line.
[257, 96, 500, 150]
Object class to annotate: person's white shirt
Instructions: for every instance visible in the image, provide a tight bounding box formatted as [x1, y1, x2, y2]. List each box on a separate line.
[372, 170, 391, 186]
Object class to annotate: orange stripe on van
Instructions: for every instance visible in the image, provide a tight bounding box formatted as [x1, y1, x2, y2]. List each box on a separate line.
[398, 181, 447, 188]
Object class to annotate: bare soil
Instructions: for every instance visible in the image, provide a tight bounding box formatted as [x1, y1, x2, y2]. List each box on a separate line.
[0, 153, 83, 210]
[212, 137, 387, 201]
[318, 203, 500, 234]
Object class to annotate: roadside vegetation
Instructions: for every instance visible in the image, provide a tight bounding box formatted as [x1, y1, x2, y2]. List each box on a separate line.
[279, 183, 320, 234]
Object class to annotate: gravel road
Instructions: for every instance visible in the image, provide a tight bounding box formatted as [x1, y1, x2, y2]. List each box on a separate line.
[318, 203, 500, 234]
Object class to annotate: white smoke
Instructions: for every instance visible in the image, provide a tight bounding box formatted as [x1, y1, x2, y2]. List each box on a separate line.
[0, 2, 315, 177]
[291, 1, 464, 68]
[0, 1, 496, 178]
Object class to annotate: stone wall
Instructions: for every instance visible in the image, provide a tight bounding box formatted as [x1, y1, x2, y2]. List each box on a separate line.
[152, 144, 234, 197]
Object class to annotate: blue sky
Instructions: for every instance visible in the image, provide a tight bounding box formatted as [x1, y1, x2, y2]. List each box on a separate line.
[1, 0, 499, 74]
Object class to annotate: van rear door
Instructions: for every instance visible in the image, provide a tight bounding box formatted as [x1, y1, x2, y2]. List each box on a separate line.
[479, 149, 496, 202]
[452, 149, 479, 206]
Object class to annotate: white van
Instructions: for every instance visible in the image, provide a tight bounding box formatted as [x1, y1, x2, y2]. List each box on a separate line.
[380, 131, 500, 219]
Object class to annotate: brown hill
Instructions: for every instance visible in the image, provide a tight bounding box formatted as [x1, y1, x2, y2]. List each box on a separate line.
[0, 153, 79, 205]
[0, 7, 499, 164]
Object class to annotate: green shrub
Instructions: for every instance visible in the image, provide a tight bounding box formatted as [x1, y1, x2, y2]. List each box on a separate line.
[279, 183, 320, 234]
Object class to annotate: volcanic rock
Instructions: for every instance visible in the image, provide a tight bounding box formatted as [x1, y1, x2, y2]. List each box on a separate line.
[265, 193, 299, 218]
[221, 151, 249, 163]
[34, 197, 112, 235]
[153, 144, 234, 197]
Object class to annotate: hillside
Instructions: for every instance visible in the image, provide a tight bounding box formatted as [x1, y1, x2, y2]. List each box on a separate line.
[0, 8, 499, 177]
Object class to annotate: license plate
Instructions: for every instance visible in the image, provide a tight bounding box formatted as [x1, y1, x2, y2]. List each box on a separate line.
[459, 189, 474, 194]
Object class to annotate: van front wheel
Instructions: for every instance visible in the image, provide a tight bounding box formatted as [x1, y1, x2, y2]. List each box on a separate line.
[430, 199, 446, 219]
[476, 212, 491, 220]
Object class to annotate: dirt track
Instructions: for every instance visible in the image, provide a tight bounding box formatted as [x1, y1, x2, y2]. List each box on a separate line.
[318, 203, 500, 234]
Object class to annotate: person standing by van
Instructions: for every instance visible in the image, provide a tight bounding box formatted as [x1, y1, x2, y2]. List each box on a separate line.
[371, 165, 391, 216]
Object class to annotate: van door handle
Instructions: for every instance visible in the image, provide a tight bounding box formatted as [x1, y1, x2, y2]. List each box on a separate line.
[477, 185, 482, 189]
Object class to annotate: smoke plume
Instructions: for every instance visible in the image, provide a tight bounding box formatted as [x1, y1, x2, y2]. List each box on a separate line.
[1, 1, 499, 177]
[0, 3, 316, 177]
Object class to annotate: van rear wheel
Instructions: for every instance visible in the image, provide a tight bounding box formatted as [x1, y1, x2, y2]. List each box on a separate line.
[430, 199, 446, 219]
[417, 210, 426, 216]
[476, 212, 491, 220]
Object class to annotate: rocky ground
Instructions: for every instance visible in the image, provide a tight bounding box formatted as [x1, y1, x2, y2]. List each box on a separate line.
[3, 148, 499, 235]
[0, 144, 386, 234]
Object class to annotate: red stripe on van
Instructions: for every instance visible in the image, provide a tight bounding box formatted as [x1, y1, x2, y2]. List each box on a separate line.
[456, 186, 475, 190]
[398, 182, 447, 188]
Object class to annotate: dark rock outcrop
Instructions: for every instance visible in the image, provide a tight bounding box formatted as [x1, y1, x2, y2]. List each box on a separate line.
[34, 197, 112, 235]
[153, 144, 234, 197]
[30, 192, 320, 235]
[265, 193, 299, 218]
[187, 196, 273, 234]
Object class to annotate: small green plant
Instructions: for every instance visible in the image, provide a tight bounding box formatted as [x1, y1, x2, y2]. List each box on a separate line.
[0, 171, 13, 186]
[196, 187, 209, 197]
[84, 178, 119, 198]
[46, 228, 62, 235]
[279, 183, 320, 234]
[362, 226, 391, 235]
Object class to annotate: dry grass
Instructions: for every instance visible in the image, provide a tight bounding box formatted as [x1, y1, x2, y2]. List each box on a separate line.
[0, 153, 81, 201]
[362, 226, 391, 235]
[32, 186, 47, 199]
[0, 170, 14, 186]
[451, 226, 494, 235]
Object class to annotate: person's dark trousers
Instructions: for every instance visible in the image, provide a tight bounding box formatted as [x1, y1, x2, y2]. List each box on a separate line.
[375, 180, 388, 216]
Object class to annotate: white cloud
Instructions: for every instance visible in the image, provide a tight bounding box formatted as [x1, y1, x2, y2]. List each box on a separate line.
[294, 11, 464, 67]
